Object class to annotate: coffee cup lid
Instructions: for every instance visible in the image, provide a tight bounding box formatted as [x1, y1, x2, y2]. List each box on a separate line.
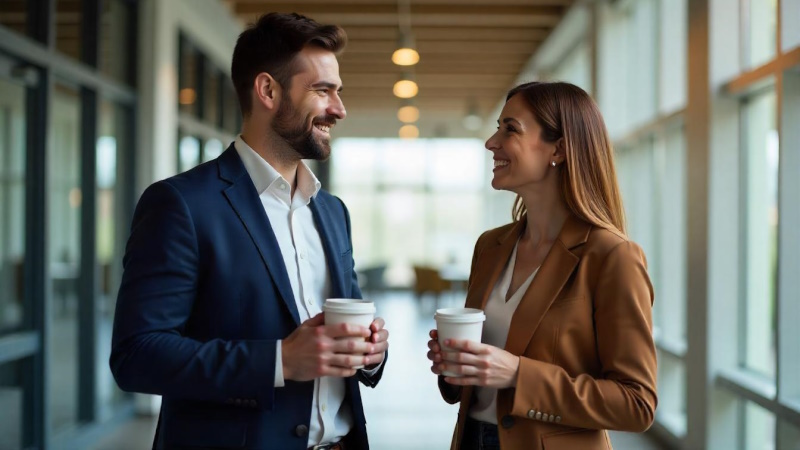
[434, 307, 485, 323]
[323, 298, 376, 314]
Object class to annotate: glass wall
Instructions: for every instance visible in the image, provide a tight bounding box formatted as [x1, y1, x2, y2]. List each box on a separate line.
[176, 33, 239, 172]
[562, 0, 798, 448]
[0, 0, 137, 447]
[331, 138, 486, 286]
[0, 76, 26, 335]
[741, 89, 778, 379]
[96, 99, 130, 417]
[0, 357, 33, 450]
[48, 82, 82, 433]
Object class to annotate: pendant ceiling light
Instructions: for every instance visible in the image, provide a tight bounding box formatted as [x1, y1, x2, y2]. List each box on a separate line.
[397, 102, 420, 123]
[392, 0, 419, 66]
[399, 124, 419, 139]
[393, 73, 418, 99]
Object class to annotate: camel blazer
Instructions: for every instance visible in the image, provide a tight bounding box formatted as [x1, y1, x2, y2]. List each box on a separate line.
[440, 216, 657, 450]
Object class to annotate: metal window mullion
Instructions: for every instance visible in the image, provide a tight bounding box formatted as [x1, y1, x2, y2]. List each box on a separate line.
[716, 370, 800, 425]
[0, 27, 136, 105]
[78, 86, 98, 423]
[23, 62, 50, 450]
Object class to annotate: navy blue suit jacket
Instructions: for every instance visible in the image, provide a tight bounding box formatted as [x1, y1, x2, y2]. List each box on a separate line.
[110, 145, 384, 449]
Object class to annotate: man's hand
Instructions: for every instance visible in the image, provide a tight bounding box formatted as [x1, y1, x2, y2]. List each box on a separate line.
[281, 313, 374, 382]
[364, 317, 389, 369]
[426, 329, 444, 375]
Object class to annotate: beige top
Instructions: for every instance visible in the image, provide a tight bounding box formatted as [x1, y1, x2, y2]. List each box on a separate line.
[469, 240, 539, 424]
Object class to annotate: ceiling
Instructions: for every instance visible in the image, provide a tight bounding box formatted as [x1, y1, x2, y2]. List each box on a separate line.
[222, 0, 574, 138]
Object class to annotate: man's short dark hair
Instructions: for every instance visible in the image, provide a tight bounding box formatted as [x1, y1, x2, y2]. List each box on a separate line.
[231, 12, 347, 117]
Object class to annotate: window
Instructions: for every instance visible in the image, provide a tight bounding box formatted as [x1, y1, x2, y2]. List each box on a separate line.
[744, 0, 777, 69]
[178, 134, 200, 173]
[0, 76, 27, 335]
[0, 0, 33, 38]
[742, 401, 776, 450]
[331, 138, 487, 286]
[179, 37, 200, 117]
[55, 0, 83, 62]
[99, 0, 135, 85]
[48, 82, 81, 432]
[176, 34, 237, 172]
[740, 89, 778, 379]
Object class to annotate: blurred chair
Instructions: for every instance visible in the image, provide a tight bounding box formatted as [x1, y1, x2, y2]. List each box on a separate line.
[358, 264, 388, 299]
[412, 265, 452, 307]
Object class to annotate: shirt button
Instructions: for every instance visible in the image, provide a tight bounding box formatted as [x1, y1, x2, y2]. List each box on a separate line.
[321, 403, 327, 412]
[280, 183, 287, 190]
[306, 298, 314, 306]
[299, 251, 306, 259]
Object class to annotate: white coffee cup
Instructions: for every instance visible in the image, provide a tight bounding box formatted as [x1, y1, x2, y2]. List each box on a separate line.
[323, 298, 376, 369]
[434, 308, 486, 377]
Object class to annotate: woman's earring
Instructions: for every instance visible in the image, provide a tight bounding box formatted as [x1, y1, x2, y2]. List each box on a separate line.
[550, 161, 557, 167]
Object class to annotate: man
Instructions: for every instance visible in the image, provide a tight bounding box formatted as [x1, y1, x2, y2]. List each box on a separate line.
[110, 13, 388, 450]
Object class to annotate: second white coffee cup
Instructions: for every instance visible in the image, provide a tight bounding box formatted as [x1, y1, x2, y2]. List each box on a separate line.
[434, 307, 486, 377]
[323, 298, 376, 369]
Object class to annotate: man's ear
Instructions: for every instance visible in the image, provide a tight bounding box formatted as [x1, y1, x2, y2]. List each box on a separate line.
[253, 73, 279, 111]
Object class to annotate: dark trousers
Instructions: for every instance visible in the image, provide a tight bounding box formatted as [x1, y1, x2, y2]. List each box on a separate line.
[460, 416, 500, 450]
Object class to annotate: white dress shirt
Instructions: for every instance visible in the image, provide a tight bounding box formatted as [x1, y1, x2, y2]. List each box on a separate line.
[233, 136, 351, 446]
[469, 240, 539, 424]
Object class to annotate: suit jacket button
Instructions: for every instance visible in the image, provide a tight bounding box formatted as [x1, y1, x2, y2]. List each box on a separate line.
[500, 415, 515, 429]
[295, 424, 309, 437]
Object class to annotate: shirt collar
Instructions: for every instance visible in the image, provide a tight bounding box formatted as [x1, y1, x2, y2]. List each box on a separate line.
[233, 135, 322, 201]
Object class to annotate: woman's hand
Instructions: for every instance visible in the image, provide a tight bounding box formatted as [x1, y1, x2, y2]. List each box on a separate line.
[438, 338, 520, 389]
[427, 329, 444, 375]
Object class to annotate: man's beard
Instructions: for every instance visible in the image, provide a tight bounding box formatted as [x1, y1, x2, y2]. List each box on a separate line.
[273, 99, 332, 161]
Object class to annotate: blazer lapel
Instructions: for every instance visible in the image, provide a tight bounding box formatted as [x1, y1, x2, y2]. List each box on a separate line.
[465, 222, 523, 310]
[504, 216, 590, 356]
[309, 198, 346, 298]
[218, 145, 301, 325]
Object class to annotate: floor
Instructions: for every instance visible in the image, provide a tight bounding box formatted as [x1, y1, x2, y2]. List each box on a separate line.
[90, 292, 665, 450]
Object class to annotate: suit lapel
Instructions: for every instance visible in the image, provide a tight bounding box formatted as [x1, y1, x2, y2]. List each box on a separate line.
[504, 216, 590, 355]
[218, 145, 301, 325]
[309, 197, 346, 298]
[465, 222, 523, 310]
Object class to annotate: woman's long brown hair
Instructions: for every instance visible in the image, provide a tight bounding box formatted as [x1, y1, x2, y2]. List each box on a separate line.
[507, 81, 627, 236]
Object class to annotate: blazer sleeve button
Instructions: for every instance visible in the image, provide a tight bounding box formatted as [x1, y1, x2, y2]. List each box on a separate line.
[527, 409, 536, 419]
[555, 416, 562, 423]
[535, 412, 542, 421]
[295, 424, 309, 438]
[234, 398, 242, 406]
[500, 415, 515, 429]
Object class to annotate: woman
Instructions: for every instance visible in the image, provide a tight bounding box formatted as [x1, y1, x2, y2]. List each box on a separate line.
[427, 82, 657, 450]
